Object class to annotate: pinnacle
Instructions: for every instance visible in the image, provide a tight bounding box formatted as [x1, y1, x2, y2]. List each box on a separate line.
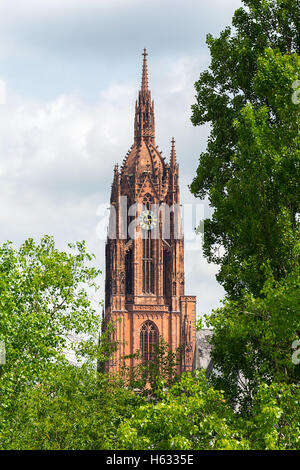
[170, 137, 177, 166]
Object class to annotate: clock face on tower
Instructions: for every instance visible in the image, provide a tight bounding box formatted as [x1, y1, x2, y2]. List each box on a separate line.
[138, 210, 158, 230]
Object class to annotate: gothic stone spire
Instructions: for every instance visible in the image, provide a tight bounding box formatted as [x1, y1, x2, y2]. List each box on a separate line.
[141, 48, 149, 92]
[134, 48, 155, 144]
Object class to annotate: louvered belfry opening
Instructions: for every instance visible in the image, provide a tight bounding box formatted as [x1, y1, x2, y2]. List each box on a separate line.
[125, 247, 133, 294]
[140, 320, 159, 362]
[142, 231, 154, 294]
[142, 194, 154, 294]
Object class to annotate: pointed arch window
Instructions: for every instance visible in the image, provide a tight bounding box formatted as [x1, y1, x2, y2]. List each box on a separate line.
[142, 194, 154, 294]
[140, 320, 159, 362]
[142, 230, 154, 294]
[125, 247, 133, 294]
[163, 249, 170, 296]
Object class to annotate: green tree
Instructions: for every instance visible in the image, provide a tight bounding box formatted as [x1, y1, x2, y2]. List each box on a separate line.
[191, 0, 300, 297]
[207, 266, 300, 410]
[115, 371, 249, 450]
[245, 382, 300, 450]
[115, 371, 300, 450]
[1, 362, 144, 450]
[0, 236, 101, 409]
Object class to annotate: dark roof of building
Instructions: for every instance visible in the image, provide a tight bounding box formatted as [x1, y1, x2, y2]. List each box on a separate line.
[193, 329, 213, 377]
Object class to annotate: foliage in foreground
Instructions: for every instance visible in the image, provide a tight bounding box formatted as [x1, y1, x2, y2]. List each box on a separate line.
[0, 236, 299, 450]
[0, 236, 101, 403]
[207, 267, 300, 411]
[4, 366, 299, 450]
[116, 372, 300, 451]
[5, 369, 239, 450]
[1, 363, 143, 450]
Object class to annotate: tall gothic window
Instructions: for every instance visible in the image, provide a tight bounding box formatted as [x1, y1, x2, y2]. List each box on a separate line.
[125, 247, 133, 294]
[142, 194, 154, 294]
[142, 231, 154, 294]
[163, 249, 170, 296]
[140, 320, 159, 362]
[127, 198, 133, 242]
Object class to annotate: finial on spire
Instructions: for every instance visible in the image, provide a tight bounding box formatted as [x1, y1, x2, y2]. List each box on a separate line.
[141, 48, 149, 92]
[170, 137, 177, 166]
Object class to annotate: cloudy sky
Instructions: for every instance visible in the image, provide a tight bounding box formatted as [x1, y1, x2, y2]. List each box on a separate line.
[0, 0, 243, 318]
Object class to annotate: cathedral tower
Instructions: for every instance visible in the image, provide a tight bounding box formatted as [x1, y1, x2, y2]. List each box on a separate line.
[103, 50, 196, 373]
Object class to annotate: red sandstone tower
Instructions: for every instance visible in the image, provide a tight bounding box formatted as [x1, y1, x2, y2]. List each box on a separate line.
[103, 49, 196, 373]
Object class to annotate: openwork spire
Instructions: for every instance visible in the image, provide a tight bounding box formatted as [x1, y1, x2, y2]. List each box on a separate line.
[134, 49, 155, 143]
[141, 48, 149, 93]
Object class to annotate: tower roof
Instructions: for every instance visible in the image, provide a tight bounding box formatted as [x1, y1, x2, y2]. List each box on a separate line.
[122, 140, 165, 177]
[121, 49, 165, 178]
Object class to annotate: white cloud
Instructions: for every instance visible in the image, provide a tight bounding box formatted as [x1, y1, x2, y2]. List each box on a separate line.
[0, 82, 133, 247]
[0, 0, 241, 315]
[0, 0, 243, 71]
[0, 80, 6, 105]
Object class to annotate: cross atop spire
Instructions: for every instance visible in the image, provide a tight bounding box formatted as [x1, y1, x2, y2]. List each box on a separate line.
[141, 48, 149, 93]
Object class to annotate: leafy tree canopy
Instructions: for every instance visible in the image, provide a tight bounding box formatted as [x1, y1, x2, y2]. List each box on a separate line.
[191, 0, 300, 297]
[0, 236, 101, 406]
[207, 265, 300, 410]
